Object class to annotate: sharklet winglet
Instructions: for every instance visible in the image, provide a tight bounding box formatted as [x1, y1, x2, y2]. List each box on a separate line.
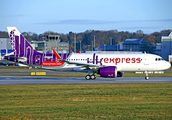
[52, 49, 61, 60]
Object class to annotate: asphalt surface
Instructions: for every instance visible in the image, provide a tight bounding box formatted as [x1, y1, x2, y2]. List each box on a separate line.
[0, 68, 172, 85]
[0, 76, 172, 85]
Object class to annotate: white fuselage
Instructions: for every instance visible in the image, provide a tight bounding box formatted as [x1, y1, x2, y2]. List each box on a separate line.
[43, 53, 171, 72]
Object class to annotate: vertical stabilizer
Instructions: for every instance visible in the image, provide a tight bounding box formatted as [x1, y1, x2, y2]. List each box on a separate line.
[7, 27, 39, 58]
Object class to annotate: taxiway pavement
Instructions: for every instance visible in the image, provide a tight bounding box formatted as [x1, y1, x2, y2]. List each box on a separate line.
[0, 76, 172, 85]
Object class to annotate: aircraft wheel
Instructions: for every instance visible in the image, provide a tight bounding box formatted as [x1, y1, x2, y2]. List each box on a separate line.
[145, 76, 149, 80]
[85, 75, 91, 80]
[91, 75, 96, 80]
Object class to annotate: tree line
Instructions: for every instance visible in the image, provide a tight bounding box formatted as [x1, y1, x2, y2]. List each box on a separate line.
[0, 29, 171, 51]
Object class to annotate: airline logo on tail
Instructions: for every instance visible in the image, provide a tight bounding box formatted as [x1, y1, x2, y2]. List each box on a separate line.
[9, 30, 16, 53]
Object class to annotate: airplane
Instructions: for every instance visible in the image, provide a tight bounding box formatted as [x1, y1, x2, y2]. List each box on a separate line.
[4, 27, 171, 80]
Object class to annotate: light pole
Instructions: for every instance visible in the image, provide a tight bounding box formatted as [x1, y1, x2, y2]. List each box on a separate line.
[6, 40, 11, 55]
[93, 35, 96, 50]
[0, 41, 3, 60]
[42, 37, 47, 54]
[74, 33, 76, 53]
[92, 41, 93, 51]
[68, 41, 70, 53]
[110, 37, 113, 45]
[170, 36, 172, 55]
[6, 39, 7, 54]
[80, 41, 81, 52]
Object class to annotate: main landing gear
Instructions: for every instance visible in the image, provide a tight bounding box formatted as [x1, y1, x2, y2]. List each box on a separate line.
[145, 71, 149, 80]
[85, 74, 96, 80]
[85, 69, 96, 80]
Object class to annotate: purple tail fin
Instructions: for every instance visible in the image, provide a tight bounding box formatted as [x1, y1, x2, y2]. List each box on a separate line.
[7, 27, 39, 57]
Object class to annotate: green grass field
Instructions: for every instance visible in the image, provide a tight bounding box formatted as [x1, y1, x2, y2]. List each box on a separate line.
[0, 84, 172, 119]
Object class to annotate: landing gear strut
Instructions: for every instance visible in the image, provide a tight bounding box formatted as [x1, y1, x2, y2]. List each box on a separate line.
[145, 71, 149, 80]
[85, 74, 96, 80]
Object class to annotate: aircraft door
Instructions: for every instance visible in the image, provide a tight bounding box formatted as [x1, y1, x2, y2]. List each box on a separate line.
[144, 55, 149, 65]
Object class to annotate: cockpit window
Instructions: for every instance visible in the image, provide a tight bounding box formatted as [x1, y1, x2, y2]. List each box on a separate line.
[155, 58, 164, 61]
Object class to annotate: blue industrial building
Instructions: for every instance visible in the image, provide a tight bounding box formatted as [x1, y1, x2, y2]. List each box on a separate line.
[95, 45, 121, 51]
[123, 38, 152, 53]
[96, 38, 152, 53]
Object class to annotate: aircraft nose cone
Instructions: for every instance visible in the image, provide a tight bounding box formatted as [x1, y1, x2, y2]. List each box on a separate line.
[165, 62, 171, 70]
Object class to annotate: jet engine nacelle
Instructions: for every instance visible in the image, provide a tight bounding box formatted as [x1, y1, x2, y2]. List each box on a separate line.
[97, 66, 123, 78]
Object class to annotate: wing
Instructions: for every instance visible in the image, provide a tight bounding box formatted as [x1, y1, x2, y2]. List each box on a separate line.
[52, 49, 103, 71]
[61, 59, 101, 67]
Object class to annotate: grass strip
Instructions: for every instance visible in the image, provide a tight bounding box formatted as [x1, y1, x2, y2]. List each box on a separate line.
[0, 83, 172, 119]
[0, 66, 32, 69]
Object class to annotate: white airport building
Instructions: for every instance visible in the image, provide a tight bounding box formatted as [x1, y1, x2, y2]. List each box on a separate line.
[161, 32, 172, 61]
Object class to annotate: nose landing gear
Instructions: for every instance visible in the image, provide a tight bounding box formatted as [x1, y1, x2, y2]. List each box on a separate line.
[145, 71, 149, 80]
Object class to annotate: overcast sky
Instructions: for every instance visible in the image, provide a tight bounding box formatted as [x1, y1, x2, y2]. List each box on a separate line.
[0, 0, 172, 34]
